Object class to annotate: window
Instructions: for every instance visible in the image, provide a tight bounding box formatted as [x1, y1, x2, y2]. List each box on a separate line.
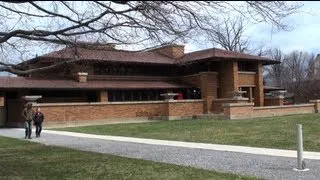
[238, 62, 256, 72]
[107, 90, 162, 102]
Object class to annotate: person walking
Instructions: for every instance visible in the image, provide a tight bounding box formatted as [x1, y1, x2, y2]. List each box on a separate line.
[34, 108, 44, 138]
[22, 103, 35, 139]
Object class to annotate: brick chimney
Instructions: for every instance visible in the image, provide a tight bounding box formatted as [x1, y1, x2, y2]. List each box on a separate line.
[151, 44, 185, 59]
[75, 72, 88, 83]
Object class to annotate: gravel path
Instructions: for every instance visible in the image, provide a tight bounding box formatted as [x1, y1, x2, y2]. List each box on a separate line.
[1, 128, 319, 180]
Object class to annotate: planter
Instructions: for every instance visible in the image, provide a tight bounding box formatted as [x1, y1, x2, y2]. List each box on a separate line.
[160, 93, 178, 100]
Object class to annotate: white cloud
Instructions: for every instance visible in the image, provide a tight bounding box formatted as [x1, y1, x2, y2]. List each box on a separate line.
[247, 2, 320, 54]
[186, 2, 320, 55]
[184, 44, 198, 53]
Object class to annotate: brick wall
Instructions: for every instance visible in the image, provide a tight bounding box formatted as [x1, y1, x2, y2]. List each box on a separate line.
[25, 100, 204, 127]
[36, 102, 167, 121]
[167, 100, 204, 119]
[238, 72, 256, 86]
[223, 102, 317, 120]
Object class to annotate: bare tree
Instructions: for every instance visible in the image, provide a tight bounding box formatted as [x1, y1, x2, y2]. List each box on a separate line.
[206, 16, 250, 52]
[202, 16, 272, 56]
[264, 48, 316, 103]
[306, 54, 320, 80]
[264, 48, 285, 87]
[0, 1, 303, 75]
[286, 51, 314, 103]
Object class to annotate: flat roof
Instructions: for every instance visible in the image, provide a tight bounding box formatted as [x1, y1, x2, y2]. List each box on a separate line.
[23, 46, 279, 66]
[0, 77, 190, 90]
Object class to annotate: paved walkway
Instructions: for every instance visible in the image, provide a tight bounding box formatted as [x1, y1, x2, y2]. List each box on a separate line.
[1, 128, 320, 180]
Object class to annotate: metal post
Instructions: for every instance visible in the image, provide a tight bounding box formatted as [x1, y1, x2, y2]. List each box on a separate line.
[293, 124, 309, 171]
[297, 124, 303, 169]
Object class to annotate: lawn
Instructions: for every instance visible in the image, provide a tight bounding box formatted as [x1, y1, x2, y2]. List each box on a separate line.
[56, 114, 320, 152]
[0, 136, 257, 180]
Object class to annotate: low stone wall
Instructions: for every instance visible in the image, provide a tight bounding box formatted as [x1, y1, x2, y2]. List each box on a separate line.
[253, 104, 314, 118]
[20, 100, 204, 128]
[223, 101, 318, 120]
[167, 100, 204, 120]
[212, 98, 249, 113]
[223, 103, 254, 120]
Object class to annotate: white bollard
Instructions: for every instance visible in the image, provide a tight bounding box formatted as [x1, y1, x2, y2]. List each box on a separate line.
[293, 124, 309, 171]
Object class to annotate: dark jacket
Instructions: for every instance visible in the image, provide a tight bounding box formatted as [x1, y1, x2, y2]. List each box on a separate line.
[34, 112, 44, 124]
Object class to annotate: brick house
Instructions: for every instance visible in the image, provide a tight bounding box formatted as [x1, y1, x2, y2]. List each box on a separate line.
[0, 43, 280, 127]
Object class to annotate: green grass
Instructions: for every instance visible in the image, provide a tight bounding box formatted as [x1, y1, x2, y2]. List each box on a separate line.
[0, 136, 257, 180]
[56, 114, 320, 152]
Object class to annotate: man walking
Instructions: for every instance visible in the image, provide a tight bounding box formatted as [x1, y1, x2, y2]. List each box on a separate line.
[22, 103, 34, 139]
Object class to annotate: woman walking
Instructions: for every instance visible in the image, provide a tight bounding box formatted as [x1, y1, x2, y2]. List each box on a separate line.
[34, 108, 44, 138]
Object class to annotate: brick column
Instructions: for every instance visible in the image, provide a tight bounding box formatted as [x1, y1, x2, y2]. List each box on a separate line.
[99, 91, 108, 102]
[219, 61, 239, 98]
[249, 87, 253, 103]
[254, 63, 264, 106]
[74, 72, 88, 83]
[199, 72, 218, 113]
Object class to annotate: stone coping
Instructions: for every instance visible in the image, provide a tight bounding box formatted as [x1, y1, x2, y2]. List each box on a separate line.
[77, 72, 88, 75]
[253, 103, 314, 110]
[310, 100, 320, 103]
[165, 99, 204, 103]
[238, 71, 256, 75]
[222, 103, 254, 107]
[270, 90, 287, 93]
[160, 93, 179, 97]
[213, 98, 249, 101]
[33, 99, 204, 107]
[264, 96, 284, 100]
[239, 85, 256, 87]
[21, 95, 42, 101]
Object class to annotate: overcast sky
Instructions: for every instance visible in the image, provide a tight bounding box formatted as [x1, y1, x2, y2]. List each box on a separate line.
[185, 1, 320, 55]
